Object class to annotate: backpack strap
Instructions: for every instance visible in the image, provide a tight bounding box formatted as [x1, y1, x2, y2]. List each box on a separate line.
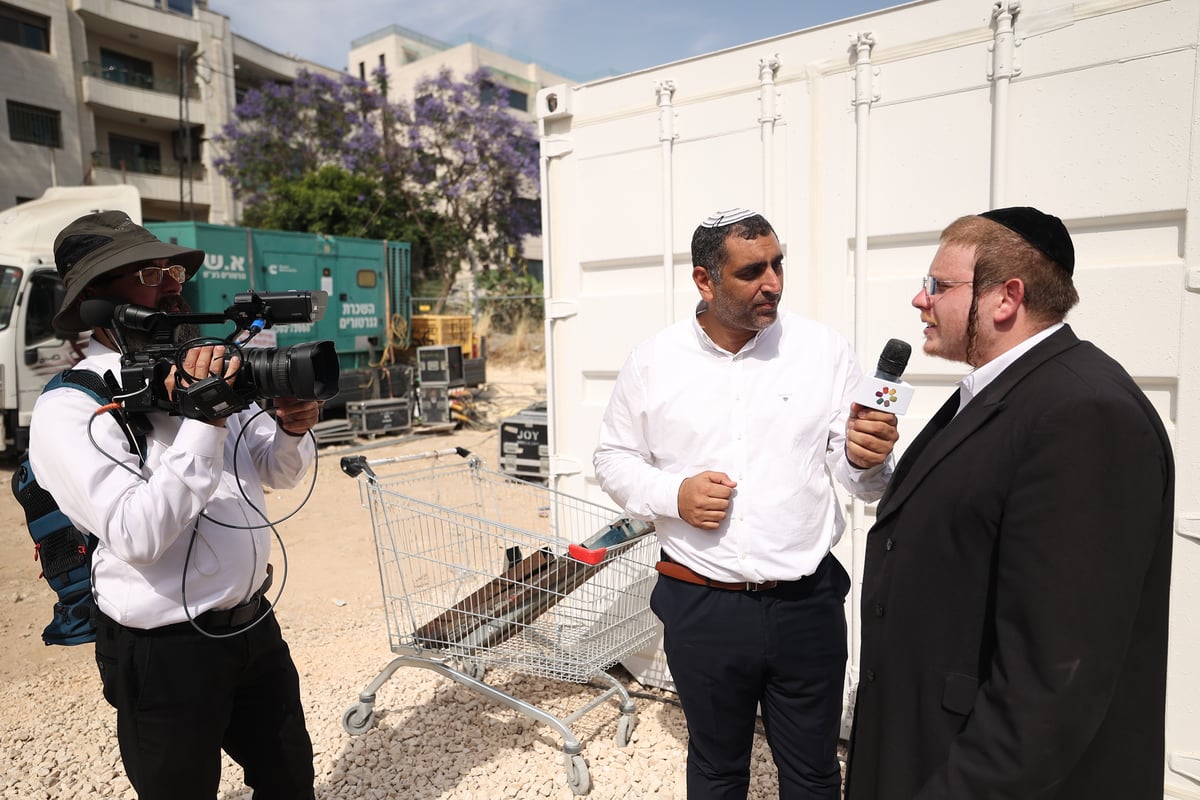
[48, 369, 147, 463]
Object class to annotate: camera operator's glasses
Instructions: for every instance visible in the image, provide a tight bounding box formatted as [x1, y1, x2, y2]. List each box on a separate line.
[129, 265, 190, 286]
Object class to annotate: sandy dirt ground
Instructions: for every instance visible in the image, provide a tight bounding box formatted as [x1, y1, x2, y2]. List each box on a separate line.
[0, 362, 806, 799]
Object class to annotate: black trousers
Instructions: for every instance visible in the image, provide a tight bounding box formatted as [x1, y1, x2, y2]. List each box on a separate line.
[651, 552, 850, 800]
[94, 606, 315, 800]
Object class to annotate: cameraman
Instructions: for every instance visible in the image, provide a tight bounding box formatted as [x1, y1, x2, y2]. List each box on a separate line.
[28, 211, 320, 800]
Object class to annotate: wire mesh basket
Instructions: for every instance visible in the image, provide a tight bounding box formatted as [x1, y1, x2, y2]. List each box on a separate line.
[339, 447, 658, 795]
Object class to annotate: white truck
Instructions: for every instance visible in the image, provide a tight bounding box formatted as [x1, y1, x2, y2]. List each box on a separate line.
[535, 0, 1200, 795]
[0, 185, 140, 456]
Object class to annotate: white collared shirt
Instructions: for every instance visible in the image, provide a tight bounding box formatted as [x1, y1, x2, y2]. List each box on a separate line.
[28, 339, 316, 629]
[593, 311, 892, 583]
[957, 323, 1064, 415]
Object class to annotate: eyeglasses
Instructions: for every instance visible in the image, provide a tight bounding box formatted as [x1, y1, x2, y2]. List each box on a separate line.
[920, 275, 972, 296]
[120, 265, 190, 287]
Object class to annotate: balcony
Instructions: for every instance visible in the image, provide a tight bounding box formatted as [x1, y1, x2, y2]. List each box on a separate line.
[84, 61, 198, 99]
[82, 62, 201, 128]
[90, 152, 210, 207]
[72, 0, 199, 52]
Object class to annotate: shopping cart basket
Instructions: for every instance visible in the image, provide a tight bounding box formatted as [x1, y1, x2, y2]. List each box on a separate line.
[340, 447, 658, 795]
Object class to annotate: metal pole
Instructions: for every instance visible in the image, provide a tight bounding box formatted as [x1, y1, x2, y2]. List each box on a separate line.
[656, 80, 676, 326]
[178, 44, 185, 218]
[989, 1, 1022, 208]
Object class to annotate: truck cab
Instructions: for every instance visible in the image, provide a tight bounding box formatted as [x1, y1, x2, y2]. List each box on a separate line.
[0, 185, 139, 456]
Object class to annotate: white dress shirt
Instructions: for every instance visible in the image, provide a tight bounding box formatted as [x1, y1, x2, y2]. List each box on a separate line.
[28, 339, 316, 629]
[594, 311, 893, 583]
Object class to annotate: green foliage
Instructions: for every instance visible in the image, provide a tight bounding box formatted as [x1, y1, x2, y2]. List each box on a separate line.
[242, 166, 389, 238]
[476, 266, 544, 330]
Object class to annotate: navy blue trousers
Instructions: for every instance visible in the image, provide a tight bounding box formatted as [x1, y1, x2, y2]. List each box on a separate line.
[94, 607, 315, 800]
[651, 552, 850, 800]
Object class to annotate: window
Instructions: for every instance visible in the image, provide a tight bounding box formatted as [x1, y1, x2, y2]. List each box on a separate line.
[0, 267, 22, 331]
[100, 48, 154, 91]
[7, 101, 60, 147]
[357, 270, 377, 289]
[109, 133, 162, 175]
[25, 271, 62, 344]
[481, 81, 528, 112]
[172, 126, 202, 163]
[0, 2, 48, 53]
[155, 0, 193, 13]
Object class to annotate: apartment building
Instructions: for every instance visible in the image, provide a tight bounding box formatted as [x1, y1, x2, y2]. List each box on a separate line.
[0, 0, 343, 223]
[349, 26, 572, 275]
[1, 0, 571, 237]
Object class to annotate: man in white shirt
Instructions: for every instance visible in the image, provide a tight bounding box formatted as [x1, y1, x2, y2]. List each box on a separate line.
[29, 210, 321, 800]
[594, 208, 899, 799]
[844, 207, 1174, 800]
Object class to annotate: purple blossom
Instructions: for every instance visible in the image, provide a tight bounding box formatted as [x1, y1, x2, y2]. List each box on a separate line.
[212, 65, 540, 286]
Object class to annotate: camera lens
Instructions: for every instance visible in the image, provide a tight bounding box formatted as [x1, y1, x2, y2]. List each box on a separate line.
[242, 340, 340, 401]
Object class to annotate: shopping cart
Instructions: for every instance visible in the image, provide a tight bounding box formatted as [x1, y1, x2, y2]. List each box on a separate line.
[339, 447, 659, 795]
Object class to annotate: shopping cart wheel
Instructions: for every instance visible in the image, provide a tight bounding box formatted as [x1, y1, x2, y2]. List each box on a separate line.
[615, 714, 636, 747]
[565, 754, 591, 795]
[342, 702, 375, 735]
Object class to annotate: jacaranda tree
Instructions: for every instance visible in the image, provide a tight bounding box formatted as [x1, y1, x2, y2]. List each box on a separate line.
[392, 67, 541, 297]
[211, 70, 387, 212]
[210, 66, 541, 302]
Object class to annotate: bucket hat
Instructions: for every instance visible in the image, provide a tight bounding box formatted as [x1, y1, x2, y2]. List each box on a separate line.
[52, 210, 204, 333]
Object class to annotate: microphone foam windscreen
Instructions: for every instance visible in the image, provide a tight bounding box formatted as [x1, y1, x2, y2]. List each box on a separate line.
[79, 298, 116, 329]
[878, 338, 912, 378]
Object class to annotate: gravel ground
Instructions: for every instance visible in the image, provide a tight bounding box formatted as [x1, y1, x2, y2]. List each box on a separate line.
[0, 367, 838, 799]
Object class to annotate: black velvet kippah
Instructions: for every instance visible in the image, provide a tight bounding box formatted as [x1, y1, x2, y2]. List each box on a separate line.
[978, 206, 1074, 275]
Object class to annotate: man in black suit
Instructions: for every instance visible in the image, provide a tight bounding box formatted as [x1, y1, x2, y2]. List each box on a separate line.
[844, 207, 1174, 800]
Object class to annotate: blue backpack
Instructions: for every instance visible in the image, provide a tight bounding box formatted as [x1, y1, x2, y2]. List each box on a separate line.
[11, 369, 144, 646]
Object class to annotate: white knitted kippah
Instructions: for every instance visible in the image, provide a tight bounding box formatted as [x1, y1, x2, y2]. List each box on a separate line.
[699, 208, 758, 228]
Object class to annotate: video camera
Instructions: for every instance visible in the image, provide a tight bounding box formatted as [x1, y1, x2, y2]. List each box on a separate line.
[80, 290, 340, 422]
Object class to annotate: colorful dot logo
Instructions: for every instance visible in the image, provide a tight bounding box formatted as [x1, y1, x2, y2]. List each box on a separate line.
[875, 386, 898, 408]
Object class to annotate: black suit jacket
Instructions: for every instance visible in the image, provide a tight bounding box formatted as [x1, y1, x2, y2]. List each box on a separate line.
[845, 325, 1174, 800]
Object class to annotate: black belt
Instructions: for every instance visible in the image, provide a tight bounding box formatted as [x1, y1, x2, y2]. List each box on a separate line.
[194, 566, 273, 631]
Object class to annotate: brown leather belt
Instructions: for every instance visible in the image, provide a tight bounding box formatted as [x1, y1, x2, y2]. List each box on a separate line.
[655, 558, 779, 592]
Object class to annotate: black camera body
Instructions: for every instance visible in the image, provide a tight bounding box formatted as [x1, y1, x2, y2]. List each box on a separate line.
[82, 290, 340, 422]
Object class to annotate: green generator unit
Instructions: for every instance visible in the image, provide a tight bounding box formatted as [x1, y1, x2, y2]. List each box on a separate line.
[145, 222, 412, 413]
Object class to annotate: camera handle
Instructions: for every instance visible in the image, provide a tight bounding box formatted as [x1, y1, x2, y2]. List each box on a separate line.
[175, 376, 251, 422]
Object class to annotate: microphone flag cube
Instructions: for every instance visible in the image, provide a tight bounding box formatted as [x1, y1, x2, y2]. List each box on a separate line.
[855, 376, 916, 415]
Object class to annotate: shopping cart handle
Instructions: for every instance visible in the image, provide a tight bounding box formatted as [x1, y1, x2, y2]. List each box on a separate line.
[341, 456, 373, 478]
[568, 543, 607, 565]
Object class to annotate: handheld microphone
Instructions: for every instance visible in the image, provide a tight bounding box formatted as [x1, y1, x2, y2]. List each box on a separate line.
[855, 338, 916, 415]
